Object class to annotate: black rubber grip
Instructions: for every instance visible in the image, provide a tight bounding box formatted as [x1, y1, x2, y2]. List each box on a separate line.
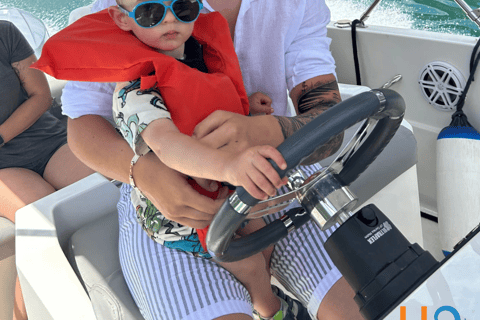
[206, 200, 249, 259]
[208, 207, 308, 262]
[210, 220, 288, 262]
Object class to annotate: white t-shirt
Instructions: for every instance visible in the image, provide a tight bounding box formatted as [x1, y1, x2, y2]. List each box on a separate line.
[62, 0, 336, 120]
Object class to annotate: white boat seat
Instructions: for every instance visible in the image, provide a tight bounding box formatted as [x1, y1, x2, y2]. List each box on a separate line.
[17, 86, 419, 320]
[68, 4, 93, 25]
[67, 212, 144, 319]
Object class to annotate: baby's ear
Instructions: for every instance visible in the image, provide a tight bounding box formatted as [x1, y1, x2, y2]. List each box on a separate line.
[108, 5, 132, 31]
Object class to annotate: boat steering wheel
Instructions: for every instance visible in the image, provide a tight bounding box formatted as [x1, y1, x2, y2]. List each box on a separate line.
[206, 88, 406, 262]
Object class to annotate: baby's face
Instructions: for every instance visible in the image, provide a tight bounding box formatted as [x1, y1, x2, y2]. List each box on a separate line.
[122, 0, 195, 57]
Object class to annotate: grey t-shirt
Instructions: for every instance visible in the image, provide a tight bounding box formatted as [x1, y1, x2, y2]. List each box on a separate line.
[0, 20, 66, 170]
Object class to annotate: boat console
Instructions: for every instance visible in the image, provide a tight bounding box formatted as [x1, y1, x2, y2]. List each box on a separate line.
[14, 85, 422, 320]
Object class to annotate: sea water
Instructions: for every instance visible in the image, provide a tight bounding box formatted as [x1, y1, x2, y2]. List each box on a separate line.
[327, 0, 480, 37]
[0, 0, 479, 37]
[0, 0, 92, 35]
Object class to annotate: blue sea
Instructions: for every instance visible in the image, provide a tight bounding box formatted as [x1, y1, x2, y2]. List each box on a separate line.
[0, 0, 479, 37]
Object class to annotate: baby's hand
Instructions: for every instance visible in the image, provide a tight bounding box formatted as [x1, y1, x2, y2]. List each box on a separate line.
[248, 92, 274, 115]
[225, 146, 288, 200]
[192, 177, 220, 192]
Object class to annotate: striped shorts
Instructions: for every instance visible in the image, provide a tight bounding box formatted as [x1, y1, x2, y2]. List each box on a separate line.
[117, 166, 342, 320]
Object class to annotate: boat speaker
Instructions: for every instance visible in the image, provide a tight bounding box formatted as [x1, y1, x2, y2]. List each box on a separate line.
[418, 61, 465, 111]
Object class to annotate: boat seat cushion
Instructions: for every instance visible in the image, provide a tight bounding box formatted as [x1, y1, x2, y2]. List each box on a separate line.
[68, 103, 417, 320]
[67, 213, 144, 320]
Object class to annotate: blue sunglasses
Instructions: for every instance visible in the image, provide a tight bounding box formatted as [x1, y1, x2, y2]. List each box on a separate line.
[118, 0, 203, 28]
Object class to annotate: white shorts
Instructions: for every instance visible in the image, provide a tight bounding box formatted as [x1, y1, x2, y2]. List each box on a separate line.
[118, 166, 342, 320]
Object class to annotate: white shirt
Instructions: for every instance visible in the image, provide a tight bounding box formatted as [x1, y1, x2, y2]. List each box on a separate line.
[62, 0, 336, 119]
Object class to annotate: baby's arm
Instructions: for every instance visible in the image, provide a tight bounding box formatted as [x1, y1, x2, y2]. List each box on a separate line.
[114, 81, 286, 200]
[142, 119, 287, 200]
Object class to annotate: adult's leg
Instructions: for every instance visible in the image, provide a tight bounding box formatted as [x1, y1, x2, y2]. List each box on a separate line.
[219, 253, 280, 318]
[262, 163, 363, 320]
[117, 184, 255, 320]
[267, 217, 362, 320]
[1, 144, 92, 320]
[43, 143, 95, 190]
[0, 168, 56, 221]
[225, 219, 280, 317]
[317, 277, 361, 319]
[0, 168, 57, 320]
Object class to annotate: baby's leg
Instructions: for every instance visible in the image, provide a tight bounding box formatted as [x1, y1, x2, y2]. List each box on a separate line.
[219, 218, 280, 318]
[237, 218, 275, 269]
[219, 252, 280, 318]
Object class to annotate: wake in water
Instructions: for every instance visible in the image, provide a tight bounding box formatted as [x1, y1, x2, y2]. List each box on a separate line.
[327, 0, 413, 29]
[0, 0, 478, 37]
[327, 0, 480, 36]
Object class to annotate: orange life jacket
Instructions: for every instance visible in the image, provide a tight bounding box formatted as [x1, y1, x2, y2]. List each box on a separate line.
[32, 9, 249, 136]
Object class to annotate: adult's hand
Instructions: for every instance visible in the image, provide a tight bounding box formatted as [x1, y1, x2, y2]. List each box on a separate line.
[193, 110, 284, 152]
[68, 115, 228, 229]
[134, 153, 229, 229]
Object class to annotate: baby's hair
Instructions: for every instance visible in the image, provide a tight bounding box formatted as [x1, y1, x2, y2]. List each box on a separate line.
[116, 0, 203, 10]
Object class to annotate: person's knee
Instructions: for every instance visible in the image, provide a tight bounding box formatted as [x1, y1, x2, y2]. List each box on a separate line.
[220, 253, 268, 284]
[0, 168, 56, 220]
[317, 277, 363, 320]
[240, 254, 269, 279]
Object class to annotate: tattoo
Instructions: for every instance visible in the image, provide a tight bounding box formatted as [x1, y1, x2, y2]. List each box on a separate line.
[275, 79, 343, 164]
[275, 112, 318, 139]
[301, 130, 344, 165]
[11, 61, 27, 90]
[297, 80, 340, 114]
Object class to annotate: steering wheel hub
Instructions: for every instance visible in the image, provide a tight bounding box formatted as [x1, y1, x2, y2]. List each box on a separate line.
[299, 170, 358, 230]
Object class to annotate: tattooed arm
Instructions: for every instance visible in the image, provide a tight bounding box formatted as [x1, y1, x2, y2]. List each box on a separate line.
[193, 74, 343, 164]
[276, 73, 344, 164]
[0, 54, 52, 143]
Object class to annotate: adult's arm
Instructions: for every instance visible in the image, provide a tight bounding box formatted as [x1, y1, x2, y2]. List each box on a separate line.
[194, 0, 342, 162]
[278, 0, 343, 162]
[280, 73, 343, 164]
[64, 82, 226, 229]
[0, 54, 52, 143]
[193, 74, 342, 161]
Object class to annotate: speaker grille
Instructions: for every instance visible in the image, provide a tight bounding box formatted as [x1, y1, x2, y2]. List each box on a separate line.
[418, 61, 466, 111]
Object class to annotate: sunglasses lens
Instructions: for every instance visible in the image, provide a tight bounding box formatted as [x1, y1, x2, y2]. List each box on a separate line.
[135, 3, 165, 27]
[172, 0, 201, 22]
